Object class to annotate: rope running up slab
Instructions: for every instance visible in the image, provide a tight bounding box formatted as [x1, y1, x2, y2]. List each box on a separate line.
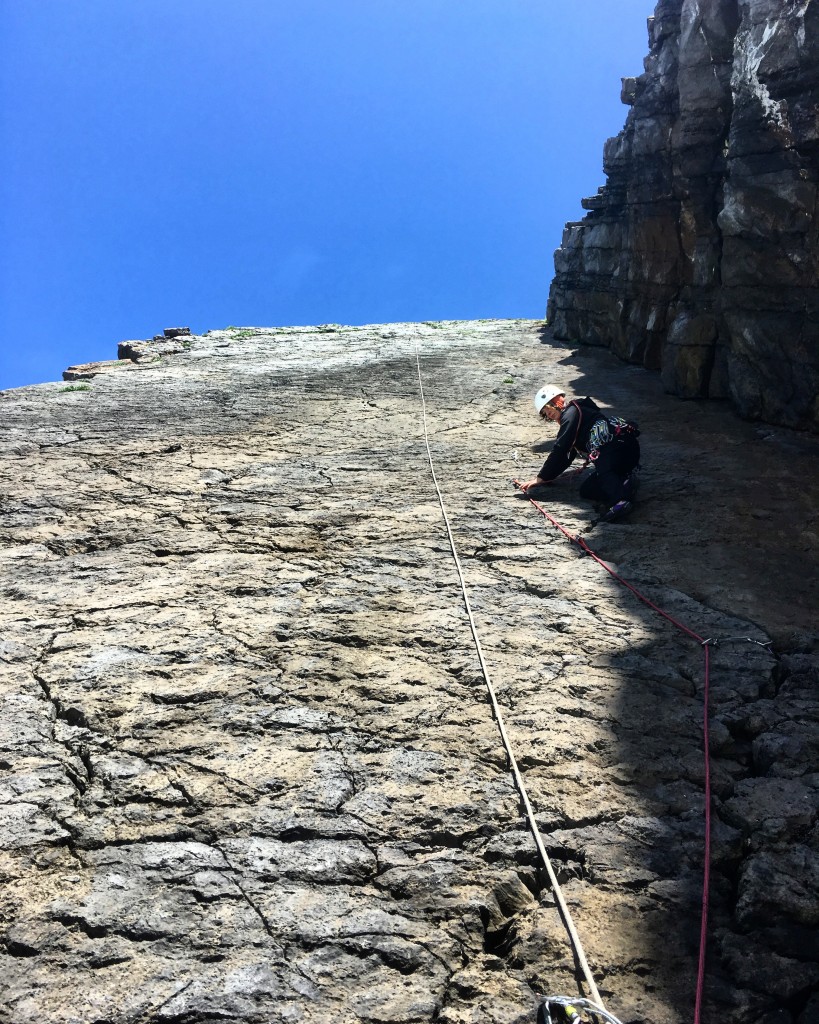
[412, 339, 608, 1015]
[514, 487, 715, 1023]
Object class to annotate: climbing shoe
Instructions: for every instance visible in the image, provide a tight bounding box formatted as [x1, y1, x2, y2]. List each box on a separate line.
[601, 500, 633, 522]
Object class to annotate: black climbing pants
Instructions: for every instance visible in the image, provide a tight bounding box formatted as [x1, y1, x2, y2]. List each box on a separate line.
[578, 437, 640, 507]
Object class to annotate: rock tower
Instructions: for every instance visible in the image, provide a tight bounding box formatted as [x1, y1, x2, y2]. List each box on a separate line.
[547, 0, 819, 431]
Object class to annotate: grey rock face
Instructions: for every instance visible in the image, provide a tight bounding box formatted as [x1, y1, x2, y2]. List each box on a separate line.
[1, 321, 818, 1022]
[548, 0, 819, 431]
[63, 360, 123, 382]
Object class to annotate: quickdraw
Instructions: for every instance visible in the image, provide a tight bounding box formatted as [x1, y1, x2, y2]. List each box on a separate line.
[539, 995, 624, 1024]
[702, 636, 772, 651]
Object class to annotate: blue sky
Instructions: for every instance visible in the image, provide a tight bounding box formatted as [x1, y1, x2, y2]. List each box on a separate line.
[1, 1, 652, 389]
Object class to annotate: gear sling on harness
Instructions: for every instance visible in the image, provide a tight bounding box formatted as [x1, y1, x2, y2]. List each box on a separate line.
[565, 399, 640, 463]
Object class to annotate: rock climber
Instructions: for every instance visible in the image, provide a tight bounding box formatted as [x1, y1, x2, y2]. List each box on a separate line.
[518, 384, 640, 522]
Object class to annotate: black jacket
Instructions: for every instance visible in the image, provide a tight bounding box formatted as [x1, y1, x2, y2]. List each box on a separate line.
[539, 397, 605, 481]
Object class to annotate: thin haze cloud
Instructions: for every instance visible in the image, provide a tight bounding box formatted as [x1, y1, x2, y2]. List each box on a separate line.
[0, 0, 652, 389]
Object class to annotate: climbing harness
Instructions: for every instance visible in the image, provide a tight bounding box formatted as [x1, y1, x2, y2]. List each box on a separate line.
[513, 483, 772, 1024]
[412, 337, 608, 1014]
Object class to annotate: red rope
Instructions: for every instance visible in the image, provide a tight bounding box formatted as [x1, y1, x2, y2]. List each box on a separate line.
[514, 483, 711, 1023]
[696, 643, 711, 1024]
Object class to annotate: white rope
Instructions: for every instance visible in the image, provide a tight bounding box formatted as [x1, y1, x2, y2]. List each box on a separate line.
[412, 337, 606, 1011]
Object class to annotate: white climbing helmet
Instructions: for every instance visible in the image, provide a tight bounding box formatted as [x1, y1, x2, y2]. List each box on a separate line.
[533, 384, 565, 414]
